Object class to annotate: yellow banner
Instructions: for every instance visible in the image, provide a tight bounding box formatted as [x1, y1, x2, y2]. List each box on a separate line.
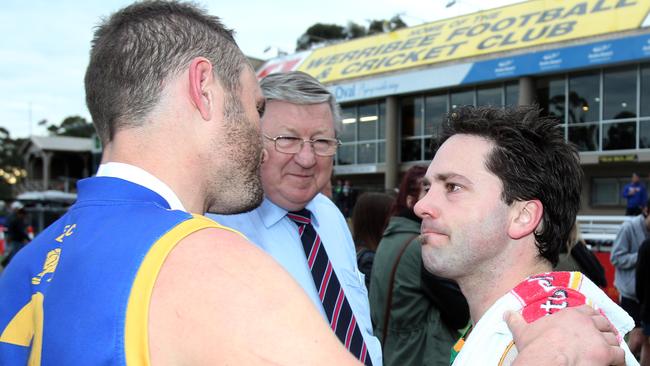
[298, 0, 650, 83]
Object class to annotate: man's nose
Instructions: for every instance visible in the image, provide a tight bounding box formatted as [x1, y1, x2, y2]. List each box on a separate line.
[414, 190, 440, 220]
[293, 141, 317, 167]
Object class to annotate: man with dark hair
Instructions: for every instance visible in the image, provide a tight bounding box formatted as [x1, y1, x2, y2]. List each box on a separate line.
[0, 2, 359, 364]
[415, 105, 638, 365]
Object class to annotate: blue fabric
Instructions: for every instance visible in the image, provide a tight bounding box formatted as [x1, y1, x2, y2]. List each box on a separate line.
[621, 182, 647, 210]
[209, 194, 382, 366]
[0, 177, 192, 365]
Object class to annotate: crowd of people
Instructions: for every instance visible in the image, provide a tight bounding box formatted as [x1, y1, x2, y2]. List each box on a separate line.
[0, 1, 643, 365]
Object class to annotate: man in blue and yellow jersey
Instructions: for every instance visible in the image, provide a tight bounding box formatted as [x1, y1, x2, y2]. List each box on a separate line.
[0, 1, 629, 365]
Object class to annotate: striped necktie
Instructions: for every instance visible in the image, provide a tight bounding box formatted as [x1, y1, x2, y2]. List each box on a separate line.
[287, 209, 372, 365]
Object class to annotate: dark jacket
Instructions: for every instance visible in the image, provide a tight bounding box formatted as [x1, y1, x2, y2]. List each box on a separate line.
[555, 241, 607, 288]
[636, 239, 650, 327]
[369, 215, 468, 366]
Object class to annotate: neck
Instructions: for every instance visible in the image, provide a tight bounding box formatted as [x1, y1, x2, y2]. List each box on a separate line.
[102, 129, 206, 214]
[457, 238, 552, 324]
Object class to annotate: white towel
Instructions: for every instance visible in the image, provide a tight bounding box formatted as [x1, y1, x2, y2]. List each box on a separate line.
[452, 271, 638, 366]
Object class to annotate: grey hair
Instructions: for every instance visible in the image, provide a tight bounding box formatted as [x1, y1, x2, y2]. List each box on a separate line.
[259, 71, 342, 134]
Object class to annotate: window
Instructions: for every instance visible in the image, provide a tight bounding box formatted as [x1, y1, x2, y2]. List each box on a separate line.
[400, 96, 424, 162]
[569, 72, 599, 123]
[450, 89, 474, 110]
[568, 125, 599, 152]
[358, 103, 378, 141]
[336, 102, 386, 166]
[340, 107, 356, 143]
[591, 177, 628, 206]
[602, 122, 636, 150]
[536, 77, 565, 121]
[338, 107, 356, 165]
[603, 67, 637, 120]
[424, 94, 446, 137]
[640, 120, 650, 148]
[642, 64, 650, 117]
[505, 82, 519, 106]
[477, 86, 502, 106]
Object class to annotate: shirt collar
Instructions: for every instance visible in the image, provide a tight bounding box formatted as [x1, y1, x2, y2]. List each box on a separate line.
[96, 162, 186, 211]
[258, 196, 320, 228]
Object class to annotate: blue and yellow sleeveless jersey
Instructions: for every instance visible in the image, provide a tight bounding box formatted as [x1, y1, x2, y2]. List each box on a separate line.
[0, 176, 235, 365]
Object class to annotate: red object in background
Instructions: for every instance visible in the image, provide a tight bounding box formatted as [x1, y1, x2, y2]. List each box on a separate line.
[256, 58, 302, 79]
[27, 225, 34, 240]
[594, 250, 620, 303]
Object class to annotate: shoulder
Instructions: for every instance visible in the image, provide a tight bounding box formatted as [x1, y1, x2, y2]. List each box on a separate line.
[310, 194, 349, 229]
[147, 222, 359, 365]
[310, 193, 341, 213]
[147, 225, 279, 360]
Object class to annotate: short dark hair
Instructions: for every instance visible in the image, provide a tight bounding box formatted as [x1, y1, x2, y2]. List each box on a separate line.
[85, 0, 247, 144]
[433, 105, 582, 266]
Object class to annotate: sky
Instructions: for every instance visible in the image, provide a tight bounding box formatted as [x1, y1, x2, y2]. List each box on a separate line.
[0, 0, 522, 138]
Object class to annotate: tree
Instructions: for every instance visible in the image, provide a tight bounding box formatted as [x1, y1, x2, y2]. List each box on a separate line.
[367, 15, 408, 35]
[0, 128, 27, 200]
[295, 15, 408, 52]
[296, 23, 346, 51]
[346, 21, 367, 39]
[46, 116, 95, 138]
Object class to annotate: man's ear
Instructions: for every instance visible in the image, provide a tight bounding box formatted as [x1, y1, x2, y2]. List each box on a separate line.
[508, 199, 543, 240]
[188, 57, 215, 121]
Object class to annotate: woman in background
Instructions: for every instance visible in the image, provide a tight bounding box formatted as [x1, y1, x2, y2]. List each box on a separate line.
[352, 192, 395, 288]
[369, 165, 469, 366]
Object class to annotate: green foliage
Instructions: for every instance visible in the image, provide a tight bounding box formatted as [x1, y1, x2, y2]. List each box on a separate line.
[0, 128, 26, 200]
[296, 23, 346, 51]
[46, 116, 95, 138]
[295, 15, 408, 52]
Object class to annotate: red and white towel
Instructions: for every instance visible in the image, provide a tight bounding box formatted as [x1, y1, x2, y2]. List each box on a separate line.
[452, 271, 638, 366]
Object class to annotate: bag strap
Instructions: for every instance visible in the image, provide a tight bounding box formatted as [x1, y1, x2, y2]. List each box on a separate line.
[381, 233, 419, 347]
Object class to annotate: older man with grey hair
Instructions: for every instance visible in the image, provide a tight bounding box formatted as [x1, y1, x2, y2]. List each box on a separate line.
[210, 71, 380, 365]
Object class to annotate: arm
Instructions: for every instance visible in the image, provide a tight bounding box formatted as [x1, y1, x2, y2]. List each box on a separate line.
[611, 224, 638, 270]
[506, 306, 625, 366]
[149, 227, 360, 366]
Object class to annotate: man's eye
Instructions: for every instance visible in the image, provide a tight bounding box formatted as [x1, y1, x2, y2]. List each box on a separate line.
[277, 136, 300, 142]
[313, 139, 333, 147]
[445, 183, 461, 193]
[275, 136, 301, 146]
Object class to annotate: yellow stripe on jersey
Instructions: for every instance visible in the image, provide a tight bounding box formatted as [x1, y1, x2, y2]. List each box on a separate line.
[124, 214, 247, 366]
[569, 271, 583, 290]
[0, 293, 40, 347]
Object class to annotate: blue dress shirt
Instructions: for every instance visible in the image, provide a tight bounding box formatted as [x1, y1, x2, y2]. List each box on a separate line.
[209, 194, 382, 365]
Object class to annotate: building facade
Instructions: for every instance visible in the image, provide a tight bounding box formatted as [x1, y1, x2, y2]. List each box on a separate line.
[257, 0, 650, 214]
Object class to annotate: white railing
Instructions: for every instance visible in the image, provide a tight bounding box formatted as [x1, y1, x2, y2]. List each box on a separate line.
[576, 215, 632, 251]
